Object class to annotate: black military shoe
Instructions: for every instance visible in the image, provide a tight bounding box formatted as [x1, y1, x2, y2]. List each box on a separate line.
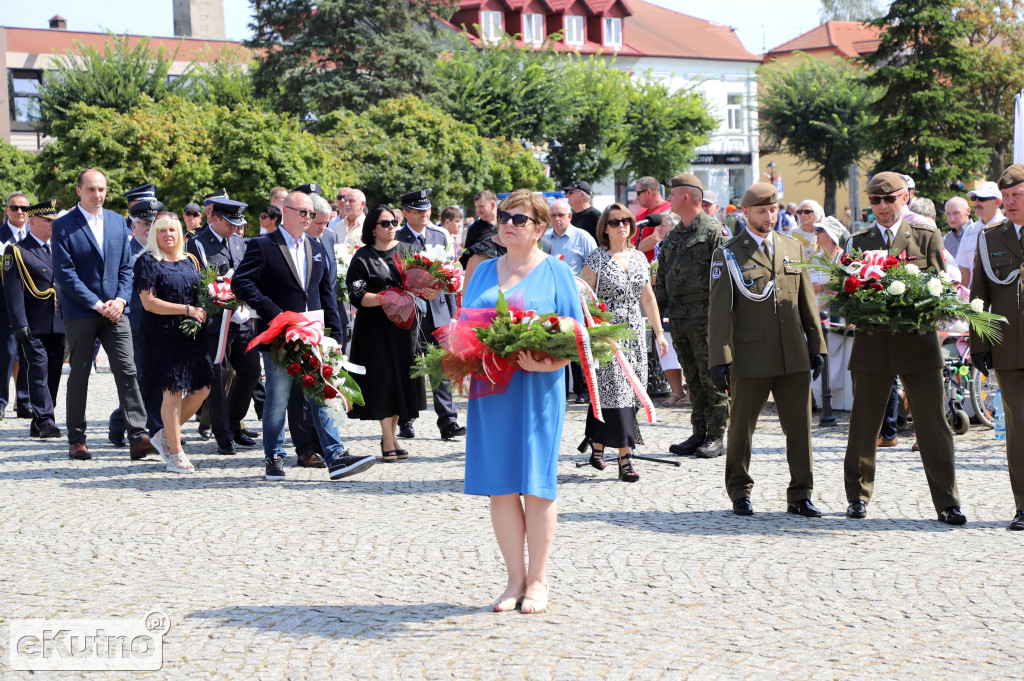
[216, 441, 237, 456]
[669, 432, 706, 457]
[440, 423, 466, 440]
[108, 429, 126, 447]
[787, 499, 822, 518]
[233, 431, 256, 447]
[197, 424, 213, 440]
[1009, 511, 1024, 531]
[937, 506, 967, 525]
[696, 436, 724, 458]
[732, 498, 754, 516]
[398, 422, 415, 439]
[38, 424, 62, 439]
[846, 500, 867, 519]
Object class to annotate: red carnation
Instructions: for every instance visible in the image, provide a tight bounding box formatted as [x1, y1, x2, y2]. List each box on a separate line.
[302, 374, 316, 387]
[869, 281, 884, 291]
[323, 385, 338, 399]
[322, 365, 334, 378]
[598, 302, 608, 312]
[840, 254, 853, 266]
[287, 362, 302, 376]
[844, 276, 861, 293]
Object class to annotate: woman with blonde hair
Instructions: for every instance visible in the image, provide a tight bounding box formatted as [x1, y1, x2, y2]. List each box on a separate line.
[462, 189, 584, 614]
[134, 213, 213, 473]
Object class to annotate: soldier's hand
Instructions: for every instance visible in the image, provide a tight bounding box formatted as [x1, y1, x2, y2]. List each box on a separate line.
[710, 364, 730, 391]
[13, 326, 32, 344]
[972, 351, 992, 376]
[810, 353, 825, 380]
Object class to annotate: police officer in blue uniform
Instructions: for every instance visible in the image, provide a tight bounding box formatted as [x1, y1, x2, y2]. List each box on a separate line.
[2, 200, 65, 438]
[108, 199, 165, 446]
[395, 188, 465, 441]
[186, 198, 261, 456]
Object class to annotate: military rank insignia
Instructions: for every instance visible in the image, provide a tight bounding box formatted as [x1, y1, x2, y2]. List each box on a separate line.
[711, 264, 722, 280]
[2, 253, 12, 272]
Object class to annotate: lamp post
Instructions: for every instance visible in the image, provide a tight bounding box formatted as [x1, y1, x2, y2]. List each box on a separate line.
[767, 160, 777, 186]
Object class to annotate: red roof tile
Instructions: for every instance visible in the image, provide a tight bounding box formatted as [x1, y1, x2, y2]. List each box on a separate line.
[765, 21, 882, 59]
[620, 0, 759, 62]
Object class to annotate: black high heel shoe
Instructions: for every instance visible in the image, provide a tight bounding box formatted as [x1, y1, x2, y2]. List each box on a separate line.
[618, 452, 639, 483]
[589, 446, 606, 471]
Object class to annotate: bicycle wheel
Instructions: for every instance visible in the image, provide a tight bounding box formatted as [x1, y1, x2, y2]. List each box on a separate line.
[970, 367, 997, 428]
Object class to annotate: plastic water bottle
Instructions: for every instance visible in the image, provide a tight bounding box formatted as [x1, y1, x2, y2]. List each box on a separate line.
[994, 389, 1006, 441]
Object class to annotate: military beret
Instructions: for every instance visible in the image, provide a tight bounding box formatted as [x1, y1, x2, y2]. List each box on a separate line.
[562, 180, 592, 195]
[997, 163, 1024, 190]
[865, 172, 907, 195]
[210, 198, 248, 226]
[740, 182, 778, 208]
[26, 199, 59, 219]
[129, 199, 164, 221]
[203, 188, 229, 205]
[122, 183, 157, 203]
[669, 173, 703, 198]
[293, 182, 322, 196]
[399, 188, 432, 210]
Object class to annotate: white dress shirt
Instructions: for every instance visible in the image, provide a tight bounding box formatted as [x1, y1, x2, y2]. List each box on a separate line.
[745, 227, 774, 257]
[280, 228, 307, 291]
[77, 203, 104, 254]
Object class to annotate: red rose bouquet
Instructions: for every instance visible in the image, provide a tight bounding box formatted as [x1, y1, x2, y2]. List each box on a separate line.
[395, 243, 464, 294]
[805, 249, 1005, 340]
[246, 312, 365, 418]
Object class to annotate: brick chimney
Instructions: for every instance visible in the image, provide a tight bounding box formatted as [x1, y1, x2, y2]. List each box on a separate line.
[49, 15, 68, 30]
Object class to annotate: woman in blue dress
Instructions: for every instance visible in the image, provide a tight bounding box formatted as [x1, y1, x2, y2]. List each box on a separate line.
[462, 189, 584, 615]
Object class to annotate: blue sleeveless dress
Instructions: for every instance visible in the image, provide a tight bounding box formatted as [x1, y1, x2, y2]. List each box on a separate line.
[462, 256, 584, 500]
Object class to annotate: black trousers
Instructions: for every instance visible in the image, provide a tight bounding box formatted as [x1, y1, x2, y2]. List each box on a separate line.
[109, 331, 163, 438]
[18, 333, 64, 429]
[203, 322, 260, 445]
[1, 326, 30, 413]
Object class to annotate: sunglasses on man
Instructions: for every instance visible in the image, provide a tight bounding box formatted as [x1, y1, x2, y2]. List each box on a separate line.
[867, 194, 902, 205]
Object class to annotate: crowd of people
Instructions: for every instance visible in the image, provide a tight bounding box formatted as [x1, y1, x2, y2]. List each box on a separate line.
[2, 162, 1023, 614]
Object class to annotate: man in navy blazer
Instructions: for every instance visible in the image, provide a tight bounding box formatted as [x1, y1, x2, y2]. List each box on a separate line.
[51, 168, 158, 461]
[232, 190, 375, 482]
[0, 191, 33, 420]
[395, 188, 464, 441]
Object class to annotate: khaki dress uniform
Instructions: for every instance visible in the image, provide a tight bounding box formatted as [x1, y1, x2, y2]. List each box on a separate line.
[969, 164, 1024, 516]
[709, 225, 826, 503]
[843, 217, 960, 513]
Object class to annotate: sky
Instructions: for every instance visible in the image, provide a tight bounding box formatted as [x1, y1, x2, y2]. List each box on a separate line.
[2, 0, 825, 56]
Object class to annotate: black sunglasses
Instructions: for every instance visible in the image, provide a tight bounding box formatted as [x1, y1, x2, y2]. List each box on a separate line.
[7, 205, 28, 212]
[606, 218, 632, 228]
[285, 205, 317, 219]
[185, 210, 201, 217]
[796, 209, 815, 215]
[867, 195, 901, 205]
[377, 219, 400, 228]
[497, 211, 536, 227]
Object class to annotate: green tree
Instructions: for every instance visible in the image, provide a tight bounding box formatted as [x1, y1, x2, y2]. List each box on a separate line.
[619, 76, 717, 184]
[0, 141, 37, 202]
[247, 0, 455, 116]
[863, 0, 992, 202]
[759, 55, 878, 215]
[319, 96, 551, 209]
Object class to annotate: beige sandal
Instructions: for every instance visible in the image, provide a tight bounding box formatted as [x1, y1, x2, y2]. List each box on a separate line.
[661, 393, 684, 407]
[166, 451, 195, 474]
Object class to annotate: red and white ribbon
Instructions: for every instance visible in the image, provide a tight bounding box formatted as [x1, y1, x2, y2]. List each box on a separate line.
[214, 312, 232, 364]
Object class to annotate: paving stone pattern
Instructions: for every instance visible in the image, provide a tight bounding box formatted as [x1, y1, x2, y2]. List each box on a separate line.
[1, 355, 1020, 680]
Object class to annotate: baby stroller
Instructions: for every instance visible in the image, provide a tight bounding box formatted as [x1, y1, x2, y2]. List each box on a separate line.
[940, 332, 997, 434]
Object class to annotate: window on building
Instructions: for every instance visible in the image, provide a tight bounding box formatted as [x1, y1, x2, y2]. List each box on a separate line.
[481, 11, 504, 41]
[603, 17, 622, 47]
[729, 168, 747, 201]
[8, 69, 43, 123]
[726, 93, 744, 132]
[564, 15, 584, 45]
[522, 13, 544, 43]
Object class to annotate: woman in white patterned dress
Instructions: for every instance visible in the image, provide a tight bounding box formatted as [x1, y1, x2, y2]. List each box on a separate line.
[579, 204, 669, 482]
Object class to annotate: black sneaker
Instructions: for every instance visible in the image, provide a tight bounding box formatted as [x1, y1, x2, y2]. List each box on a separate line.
[328, 454, 376, 480]
[265, 457, 286, 481]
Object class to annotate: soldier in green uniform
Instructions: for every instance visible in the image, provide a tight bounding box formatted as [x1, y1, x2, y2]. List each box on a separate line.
[969, 163, 1024, 530]
[708, 183, 827, 516]
[843, 172, 965, 525]
[654, 173, 730, 458]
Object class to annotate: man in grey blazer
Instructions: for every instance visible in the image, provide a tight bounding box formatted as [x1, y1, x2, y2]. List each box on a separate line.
[52, 168, 158, 461]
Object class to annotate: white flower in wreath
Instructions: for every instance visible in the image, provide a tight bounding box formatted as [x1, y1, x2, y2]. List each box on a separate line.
[938, 271, 952, 284]
[421, 243, 454, 263]
[887, 280, 906, 296]
[558, 317, 576, 334]
[904, 263, 921, 276]
[970, 298, 985, 313]
[926, 278, 943, 296]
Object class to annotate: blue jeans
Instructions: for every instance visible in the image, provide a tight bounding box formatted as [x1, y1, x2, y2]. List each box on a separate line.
[880, 379, 899, 440]
[261, 351, 345, 464]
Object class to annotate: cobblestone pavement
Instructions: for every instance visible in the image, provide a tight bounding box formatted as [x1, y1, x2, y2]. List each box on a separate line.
[1, 355, 1021, 680]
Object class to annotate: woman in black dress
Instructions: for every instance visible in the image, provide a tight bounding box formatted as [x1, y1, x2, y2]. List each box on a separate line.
[346, 205, 426, 461]
[135, 214, 214, 473]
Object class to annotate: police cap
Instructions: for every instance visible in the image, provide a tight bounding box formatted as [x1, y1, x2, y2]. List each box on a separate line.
[399, 189, 432, 211]
[122, 183, 157, 203]
[26, 199, 59, 219]
[203, 188, 229, 205]
[210, 198, 248, 226]
[129, 199, 164, 221]
[292, 182, 322, 196]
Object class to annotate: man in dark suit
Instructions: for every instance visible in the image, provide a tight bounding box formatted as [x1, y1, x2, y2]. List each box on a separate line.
[232, 190, 375, 482]
[395, 188, 465, 441]
[461, 189, 498, 268]
[185, 198, 261, 456]
[108, 199, 165, 446]
[51, 168, 158, 461]
[2, 199, 65, 438]
[1, 191, 33, 420]
[843, 172, 965, 525]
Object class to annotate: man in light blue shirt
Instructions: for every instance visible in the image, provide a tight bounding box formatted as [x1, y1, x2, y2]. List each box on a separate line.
[542, 198, 597, 275]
